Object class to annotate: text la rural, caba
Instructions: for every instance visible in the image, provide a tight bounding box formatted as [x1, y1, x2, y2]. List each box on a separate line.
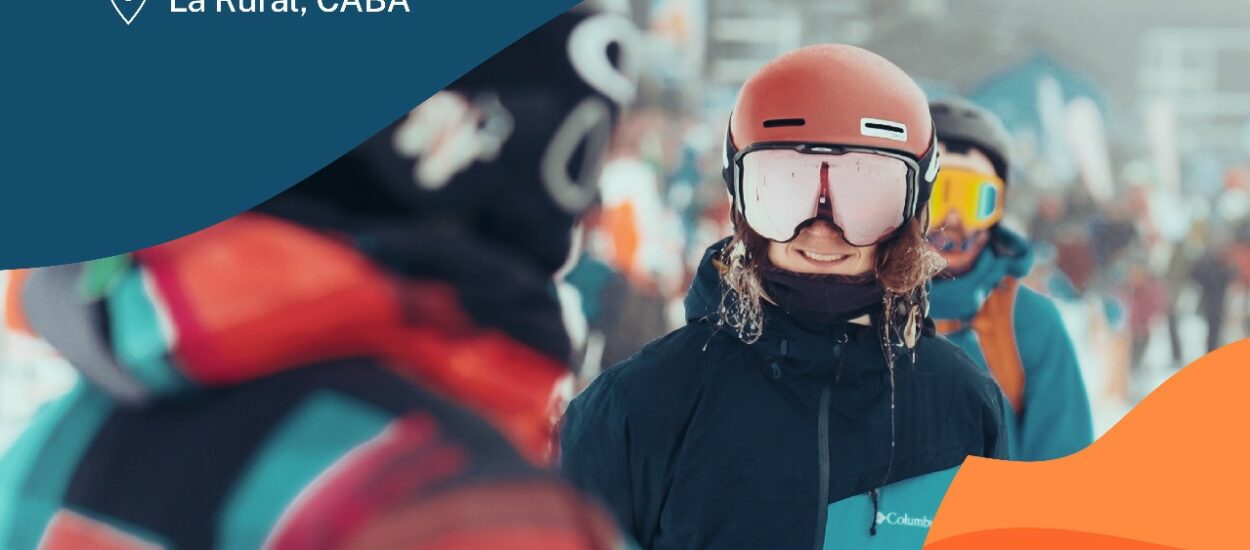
[170, 0, 412, 15]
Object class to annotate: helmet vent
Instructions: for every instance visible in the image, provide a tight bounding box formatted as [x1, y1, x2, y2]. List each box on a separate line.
[763, 118, 806, 128]
[860, 117, 908, 142]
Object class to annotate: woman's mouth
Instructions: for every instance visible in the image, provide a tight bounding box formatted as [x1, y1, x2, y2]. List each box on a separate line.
[798, 249, 852, 264]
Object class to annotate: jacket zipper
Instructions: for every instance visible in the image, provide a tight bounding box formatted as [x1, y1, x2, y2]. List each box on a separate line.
[812, 382, 831, 550]
[813, 338, 845, 550]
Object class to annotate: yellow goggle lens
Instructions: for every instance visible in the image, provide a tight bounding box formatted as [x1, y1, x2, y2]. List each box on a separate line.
[928, 168, 1005, 231]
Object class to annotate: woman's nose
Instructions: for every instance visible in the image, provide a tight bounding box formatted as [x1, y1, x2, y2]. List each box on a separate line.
[802, 218, 845, 239]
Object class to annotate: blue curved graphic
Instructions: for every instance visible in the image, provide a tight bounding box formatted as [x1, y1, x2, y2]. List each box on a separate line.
[0, 0, 579, 268]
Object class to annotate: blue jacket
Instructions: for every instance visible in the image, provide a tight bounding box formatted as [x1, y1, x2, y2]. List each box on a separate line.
[561, 240, 1007, 549]
[929, 227, 1094, 461]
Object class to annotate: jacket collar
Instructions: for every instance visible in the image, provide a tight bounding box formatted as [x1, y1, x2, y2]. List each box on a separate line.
[684, 239, 891, 377]
[929, 226, 1034, 321]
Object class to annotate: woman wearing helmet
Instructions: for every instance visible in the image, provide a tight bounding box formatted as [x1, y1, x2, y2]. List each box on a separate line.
[560, 45, 1007, 549]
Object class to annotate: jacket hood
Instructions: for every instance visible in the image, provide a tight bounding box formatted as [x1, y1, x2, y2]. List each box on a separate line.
[683, 241, 728, 326]
[18, 214, 570, 426]
[929, 226, 1034, 321]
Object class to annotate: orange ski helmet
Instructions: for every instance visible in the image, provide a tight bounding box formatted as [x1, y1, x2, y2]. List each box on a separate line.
[722, 45, 939, 246]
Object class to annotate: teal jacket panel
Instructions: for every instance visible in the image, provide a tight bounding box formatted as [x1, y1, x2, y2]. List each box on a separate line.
[823, 466, 959, 549]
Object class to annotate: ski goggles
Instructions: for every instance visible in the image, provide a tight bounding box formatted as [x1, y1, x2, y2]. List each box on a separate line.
[928, 168, 1005, 232]
[733, 143, 919, 247]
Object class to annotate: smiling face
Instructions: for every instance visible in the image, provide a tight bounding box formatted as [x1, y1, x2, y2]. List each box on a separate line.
[767, 218, 877, 275]
[928, 143, 998, 275]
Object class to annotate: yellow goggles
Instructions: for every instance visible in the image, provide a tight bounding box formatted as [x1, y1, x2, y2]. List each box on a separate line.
[928, 168, 1005, 231]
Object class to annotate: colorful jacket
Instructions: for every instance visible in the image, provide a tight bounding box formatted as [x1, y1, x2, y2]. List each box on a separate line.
[929, 226, 1094, 461]
[560, 240, 1007, 549]
[0, 213, 626, 550]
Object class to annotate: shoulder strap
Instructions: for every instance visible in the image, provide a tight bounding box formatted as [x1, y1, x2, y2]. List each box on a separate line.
[933, 318, 967, 335]
[970, 277, 1026, 413]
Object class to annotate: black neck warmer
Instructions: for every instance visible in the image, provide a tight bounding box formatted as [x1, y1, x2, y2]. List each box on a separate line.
[759, 264, 884, 326]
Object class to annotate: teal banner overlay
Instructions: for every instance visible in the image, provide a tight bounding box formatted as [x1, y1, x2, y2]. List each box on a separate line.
[0, 0, 579, 268]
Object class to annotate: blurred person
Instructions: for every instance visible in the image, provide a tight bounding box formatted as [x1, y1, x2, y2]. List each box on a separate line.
[1216, 167, 1250, 224]
[0, 8, 639, 550]
[926, 98, 1093, 461]
[1164, 230, 1202, 364]
[1020, 242, 1081, 302]
[1053, 228, 1098, 295]
[1049, 194, 1099, 295]
[1125, 262, 1167, 371]
[1195, 177, 1250, 352]
[570, 202, 671, 369]
[561, 45, 1007, 549]
[1232, 219, 1250, 335]
[1091, 203, 1140, 278]
[1194, 239, 1237, 353]
[1026, 192, 1066, 246]
[569, 106, 691, 369]
[1092, 202, 1145, 380]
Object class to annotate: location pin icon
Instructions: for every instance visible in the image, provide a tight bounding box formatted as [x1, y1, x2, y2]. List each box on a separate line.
[111, 0, 148, 26]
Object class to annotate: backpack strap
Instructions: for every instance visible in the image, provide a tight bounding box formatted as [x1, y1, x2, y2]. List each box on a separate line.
[935, 277, 1026, 413]
[934, 318, 969, 334]
[970, 277, 1025, 413]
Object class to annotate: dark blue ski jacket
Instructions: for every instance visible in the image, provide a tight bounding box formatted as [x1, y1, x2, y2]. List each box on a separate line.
[561, 240, 1008, 549]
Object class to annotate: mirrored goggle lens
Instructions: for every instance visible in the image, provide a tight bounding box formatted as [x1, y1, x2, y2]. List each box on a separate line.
[739, 149, 910, 246]
[824, 153, 910, 246]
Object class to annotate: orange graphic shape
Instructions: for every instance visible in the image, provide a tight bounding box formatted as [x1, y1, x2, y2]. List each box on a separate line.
[926, 339, 1250, 549]
[926, 528, 1182, 550]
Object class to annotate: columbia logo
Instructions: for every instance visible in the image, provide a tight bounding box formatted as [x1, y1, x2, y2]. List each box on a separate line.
[875, 511, 933, 528]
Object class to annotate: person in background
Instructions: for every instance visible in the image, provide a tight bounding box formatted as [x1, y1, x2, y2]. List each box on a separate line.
[561, 45, 1006, 549]
[926, 97, 1094, 461]
[1164, 229, 1200, 365]
[0, 7, 639, 549]
[1125, 261, 1167, 372]
[1194, 229, 1238, 353]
